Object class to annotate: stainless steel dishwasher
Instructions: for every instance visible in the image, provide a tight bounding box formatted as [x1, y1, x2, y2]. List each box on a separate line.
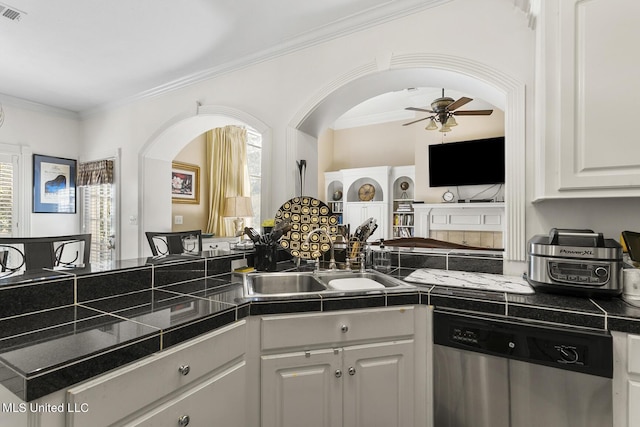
[433, 310, 613, 427]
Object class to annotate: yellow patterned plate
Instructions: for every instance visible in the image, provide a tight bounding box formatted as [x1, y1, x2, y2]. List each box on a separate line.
[275, 196, 339, 260]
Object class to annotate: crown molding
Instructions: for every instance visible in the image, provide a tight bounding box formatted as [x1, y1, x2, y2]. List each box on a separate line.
[0, 93, 80, 120]
[80, 0, 451, 119]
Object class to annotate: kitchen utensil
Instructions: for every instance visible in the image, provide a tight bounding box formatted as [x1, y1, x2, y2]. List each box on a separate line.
[270, 218, 292, 242]
[244, 227, 261, 243]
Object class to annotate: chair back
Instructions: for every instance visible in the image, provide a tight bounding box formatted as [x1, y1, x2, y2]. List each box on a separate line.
[0, 234, 91, 273]
[145, 230, 202, 256]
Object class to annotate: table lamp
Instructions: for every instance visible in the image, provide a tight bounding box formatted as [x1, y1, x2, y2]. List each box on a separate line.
[224, 196, 254, 237]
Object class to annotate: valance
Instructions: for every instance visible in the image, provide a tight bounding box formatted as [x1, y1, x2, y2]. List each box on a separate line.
[78, 160, 114, 186]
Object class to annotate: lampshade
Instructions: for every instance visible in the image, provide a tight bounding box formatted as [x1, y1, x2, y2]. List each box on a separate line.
[439, 124, 452, 133]
[425, 118, 438, 130]
[445, 115, 458, 127]
[224, 196, 254, 218]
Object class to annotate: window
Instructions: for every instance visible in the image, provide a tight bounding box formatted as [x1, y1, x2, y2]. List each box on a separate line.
[0, 154, 17, 237]
[246, 128, 262, 228]
[78, 159, 116, 266]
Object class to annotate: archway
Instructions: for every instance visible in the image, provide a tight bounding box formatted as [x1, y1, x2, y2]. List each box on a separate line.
[287, 53, 525, 263]
[139, 105, 271, 256]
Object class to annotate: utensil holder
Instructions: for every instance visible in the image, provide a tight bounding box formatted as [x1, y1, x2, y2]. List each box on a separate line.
[254, 244, 278, 271]
[346, 238, 368, 270]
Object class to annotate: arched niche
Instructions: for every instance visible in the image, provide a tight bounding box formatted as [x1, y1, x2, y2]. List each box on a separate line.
[139, 105, 271, 256]
[287, 53, 525, 263]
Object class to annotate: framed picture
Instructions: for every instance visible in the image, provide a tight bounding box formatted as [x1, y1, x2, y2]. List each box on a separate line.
[33, 154, 77, 213]
[171, 161, 200, 204]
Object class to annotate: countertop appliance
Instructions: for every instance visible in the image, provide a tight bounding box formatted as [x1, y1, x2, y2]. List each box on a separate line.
[526, 228, 623, 296]
[433, 310, 613, 427]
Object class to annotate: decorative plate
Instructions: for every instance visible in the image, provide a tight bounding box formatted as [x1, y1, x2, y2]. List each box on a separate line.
[275, 196, 339, 260]
[358, 183, 376, 201]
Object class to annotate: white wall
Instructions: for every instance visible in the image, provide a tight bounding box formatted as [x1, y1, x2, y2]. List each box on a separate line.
[0, 102, 81, 237]
[77, 0, 536, 260]
[5, 0, 635, 264]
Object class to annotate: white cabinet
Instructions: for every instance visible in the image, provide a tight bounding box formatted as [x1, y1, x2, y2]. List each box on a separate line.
[260, 307, 416, 427]
[612, 331, 640, 427]
[66, 320, 247, 427]
[324, 166, 415, 240]
[122, 361, 246, 427]
[342, 340, 415, 427]
[535, 0, 640, 199]
[344, 202, 386, 242]
[261, 349, 343, 427]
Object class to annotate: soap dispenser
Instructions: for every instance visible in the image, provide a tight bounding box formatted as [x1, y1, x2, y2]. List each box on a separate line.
[373, 238, 391, 273]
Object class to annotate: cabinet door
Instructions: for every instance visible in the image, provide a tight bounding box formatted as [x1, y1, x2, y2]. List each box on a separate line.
[262, 349, 343, 427]
[123, 361, 246, 427]
[342, 340, 415, 427]
[344, 203, 385, 241]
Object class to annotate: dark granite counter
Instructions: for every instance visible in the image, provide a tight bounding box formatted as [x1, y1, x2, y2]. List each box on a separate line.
[0, 246, 638, 402]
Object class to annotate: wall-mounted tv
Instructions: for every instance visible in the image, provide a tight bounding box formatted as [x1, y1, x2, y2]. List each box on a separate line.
[428, 137, 505, 187]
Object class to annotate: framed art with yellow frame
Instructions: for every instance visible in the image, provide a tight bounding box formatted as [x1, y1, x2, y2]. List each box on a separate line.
[171, 161, 200, 204]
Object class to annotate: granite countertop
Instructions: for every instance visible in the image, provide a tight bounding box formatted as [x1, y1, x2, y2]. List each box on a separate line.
[1, 250, 640, 402]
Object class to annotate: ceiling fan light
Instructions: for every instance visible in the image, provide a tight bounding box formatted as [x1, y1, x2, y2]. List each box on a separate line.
[445, 116, 458, 127]
[439, 124, 452, 133]
[425, 119, 438, 130]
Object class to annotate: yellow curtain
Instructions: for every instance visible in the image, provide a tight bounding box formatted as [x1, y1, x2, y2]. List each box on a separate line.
[205, 125, 249, 236]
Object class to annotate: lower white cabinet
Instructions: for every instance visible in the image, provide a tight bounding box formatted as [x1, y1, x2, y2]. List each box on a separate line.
[123, 361, 246, 427]
[65, 320, 247, 427]
[612, 331, 640, 427]
[260, 307, 416, 427]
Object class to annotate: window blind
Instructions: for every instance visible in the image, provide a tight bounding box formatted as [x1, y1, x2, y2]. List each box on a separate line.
[0, 160, 14, 236]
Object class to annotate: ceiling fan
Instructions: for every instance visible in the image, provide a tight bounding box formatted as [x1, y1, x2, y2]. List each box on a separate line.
[402, 88, 493, 132]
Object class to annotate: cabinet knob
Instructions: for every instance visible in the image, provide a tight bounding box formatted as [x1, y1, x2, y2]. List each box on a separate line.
[335, 369, 343, 378]
[178, 415, 190, 426]
[178, 365, 191, 376]
[348, 367, 356, 376]
[340, 325, 349, 333]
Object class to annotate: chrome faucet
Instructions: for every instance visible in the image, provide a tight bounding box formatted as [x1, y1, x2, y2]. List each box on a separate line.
[305, 227, 336, 270]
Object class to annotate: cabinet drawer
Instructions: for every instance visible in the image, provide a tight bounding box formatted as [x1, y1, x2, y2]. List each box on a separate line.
[628, 334, 640, 375]
[261, 307, 414, 351]
[123, 361, 246, 427]
[67, 320, 246, 427]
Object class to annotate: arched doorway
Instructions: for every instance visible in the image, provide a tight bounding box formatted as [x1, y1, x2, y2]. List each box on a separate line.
[139, 105, 271, 256]
[287, 53, 525, 263]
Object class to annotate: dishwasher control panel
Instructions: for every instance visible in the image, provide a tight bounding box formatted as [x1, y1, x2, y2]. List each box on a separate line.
[433, 311, 613, 378]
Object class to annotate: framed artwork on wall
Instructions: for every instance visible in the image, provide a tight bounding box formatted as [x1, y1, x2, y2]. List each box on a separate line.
[171, 161, 200, 204]
[33, 154, 77, 213]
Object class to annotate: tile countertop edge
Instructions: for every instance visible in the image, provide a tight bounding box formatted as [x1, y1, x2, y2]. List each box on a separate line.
[1, 261, 640, 401]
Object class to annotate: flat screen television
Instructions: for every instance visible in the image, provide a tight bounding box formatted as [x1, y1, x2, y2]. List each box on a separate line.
[428, 137, 505, 187]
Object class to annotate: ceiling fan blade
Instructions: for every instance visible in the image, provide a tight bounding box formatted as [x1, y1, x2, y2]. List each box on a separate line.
[446, 97, 473, 111]
[402, 116, 431, 126]
[405, 107, 434, 113]
[452, 109, 494, 116]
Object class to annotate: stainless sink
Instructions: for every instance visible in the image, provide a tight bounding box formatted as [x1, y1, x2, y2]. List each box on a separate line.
[243, 272, 327, 296]
[242, 269, 413, 298]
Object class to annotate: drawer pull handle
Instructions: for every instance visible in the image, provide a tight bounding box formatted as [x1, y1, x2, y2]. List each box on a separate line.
[178, 365, 191, 376]
[340, 325, 349, 333]
[348, 367, 356, 376]
[178, 415, 190, 426]
[335, 369, 343, 378]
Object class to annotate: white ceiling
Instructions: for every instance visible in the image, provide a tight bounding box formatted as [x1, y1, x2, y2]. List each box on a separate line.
[0, 0, 447, 113]
[332, 87, 497, 130]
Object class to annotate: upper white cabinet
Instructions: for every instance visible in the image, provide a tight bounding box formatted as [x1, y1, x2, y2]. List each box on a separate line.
[535, 0, 640, 199]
